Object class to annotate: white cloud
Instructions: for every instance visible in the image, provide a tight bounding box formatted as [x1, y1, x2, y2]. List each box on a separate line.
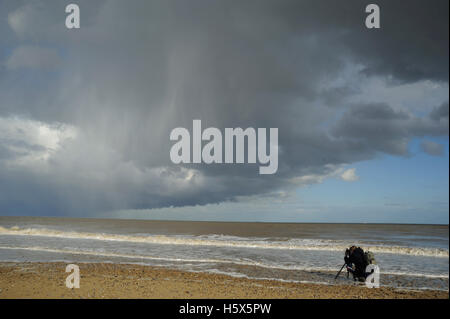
[7, 3, 33, 37]
[7, 1, 62, 40]
[0, 115, 214, 213]
[0, 116, 77, 167]
[340, 168, 360, 182]
[289, 165, 361, 185]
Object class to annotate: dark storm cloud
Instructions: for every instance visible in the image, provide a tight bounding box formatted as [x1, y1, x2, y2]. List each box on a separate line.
[430, 102, 450, 121]
[345, 0, 449, 83]
[0, 0, 448, 216]
[333, 103, 449, 156]
[420, 140, 445, 156]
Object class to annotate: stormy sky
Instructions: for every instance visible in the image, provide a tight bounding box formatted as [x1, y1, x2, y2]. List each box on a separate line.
[0, 0, 448, 222]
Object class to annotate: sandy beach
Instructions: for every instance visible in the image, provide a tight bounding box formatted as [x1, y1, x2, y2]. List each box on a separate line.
[0, 262, 447, 299]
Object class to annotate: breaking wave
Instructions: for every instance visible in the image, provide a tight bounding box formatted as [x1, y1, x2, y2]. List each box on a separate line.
[0, 226, 448, 258]
[0, 245, 448, 279]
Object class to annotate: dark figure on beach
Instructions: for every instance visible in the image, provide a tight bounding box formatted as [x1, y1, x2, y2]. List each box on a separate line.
[344, 246, 372, 282]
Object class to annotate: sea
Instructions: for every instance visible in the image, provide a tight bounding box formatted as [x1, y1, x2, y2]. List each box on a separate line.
[0, 216, 448, 291]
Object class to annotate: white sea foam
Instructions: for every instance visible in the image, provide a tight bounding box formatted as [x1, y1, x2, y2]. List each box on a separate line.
[159, 269, 449, 291]
[0, 245, 448, 279]
[0, 226, 447, 257]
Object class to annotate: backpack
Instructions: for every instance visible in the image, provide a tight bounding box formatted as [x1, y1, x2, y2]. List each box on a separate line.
[364, 251, 376, 265]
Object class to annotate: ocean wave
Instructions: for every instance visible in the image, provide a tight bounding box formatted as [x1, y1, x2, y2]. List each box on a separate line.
[202, 270, 449, 290]
[0, 245, 448, 279]
[0, 226, 448, 258]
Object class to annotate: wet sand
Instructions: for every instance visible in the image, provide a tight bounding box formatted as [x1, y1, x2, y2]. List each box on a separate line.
[0, 262, 447, 299]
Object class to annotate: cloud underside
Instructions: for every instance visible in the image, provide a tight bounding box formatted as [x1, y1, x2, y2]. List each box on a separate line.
[420, 140, 445, 156]
[0, 0, 448, 215]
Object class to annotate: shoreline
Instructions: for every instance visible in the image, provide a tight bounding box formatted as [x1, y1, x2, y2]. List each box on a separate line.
[0, 262, 448, 299]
